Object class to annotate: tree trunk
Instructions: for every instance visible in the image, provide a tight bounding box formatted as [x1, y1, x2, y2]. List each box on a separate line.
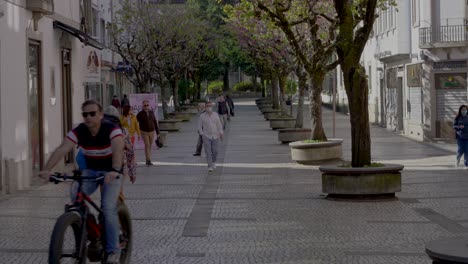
[159, 78, 169, 119]
[271, 74, 279, 109]
[260, 76, 266, 98]
[309, 71, 327, 141]
[344, 64, 371, 167]
[295, 72, 307, 128]
[223, 62, 230, 92]
[171, 77, 180, 112]
[278, 74, 288, 115]
[194, 71, 201, 100]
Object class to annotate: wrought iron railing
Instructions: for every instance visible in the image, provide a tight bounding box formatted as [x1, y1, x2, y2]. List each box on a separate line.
[420, 25, 468, 45]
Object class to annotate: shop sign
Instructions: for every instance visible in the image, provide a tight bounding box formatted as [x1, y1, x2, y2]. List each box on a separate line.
[407, 64, 422, 87]
[83, 46, 101, 83]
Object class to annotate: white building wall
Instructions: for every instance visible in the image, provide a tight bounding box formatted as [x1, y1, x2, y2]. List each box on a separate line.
[0, 0, 84, 193]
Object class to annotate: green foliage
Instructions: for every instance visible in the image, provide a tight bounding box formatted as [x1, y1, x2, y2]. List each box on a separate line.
[233, 81, 258, 92]
[285, 79, 297, 95]
[178, 79, 196, 102]
[208, 81, 224, 94]
[302, 139, 325, 143]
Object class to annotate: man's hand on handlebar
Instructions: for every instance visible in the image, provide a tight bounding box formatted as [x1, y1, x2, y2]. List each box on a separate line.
[105, 171, 120, 184]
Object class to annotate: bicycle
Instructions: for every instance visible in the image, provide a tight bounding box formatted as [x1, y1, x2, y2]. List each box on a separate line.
[48, 170, 132, 264]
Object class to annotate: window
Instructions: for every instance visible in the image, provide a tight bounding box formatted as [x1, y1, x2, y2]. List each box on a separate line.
[92, 8, 98, 37]
[412, 0, 420, 27]
[107, 22, 112, 47]
[100, 19, 106, 45]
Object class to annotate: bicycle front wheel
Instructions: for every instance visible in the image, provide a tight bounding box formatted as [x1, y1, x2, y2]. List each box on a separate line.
[49, 212, 86, 264]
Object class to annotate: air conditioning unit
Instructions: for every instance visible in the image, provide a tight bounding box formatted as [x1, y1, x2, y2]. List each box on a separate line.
[26, 0, 54, 15]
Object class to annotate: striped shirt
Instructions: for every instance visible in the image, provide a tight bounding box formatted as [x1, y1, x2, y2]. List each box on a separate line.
[67, 120, 122, 171]
[198, 112, 223, 139]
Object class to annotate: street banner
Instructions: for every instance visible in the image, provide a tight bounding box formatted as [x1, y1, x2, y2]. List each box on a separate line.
[129, 93, 159, 150]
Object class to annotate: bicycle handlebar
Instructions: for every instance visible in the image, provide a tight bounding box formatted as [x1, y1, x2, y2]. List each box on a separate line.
[49, 172, 118, 184]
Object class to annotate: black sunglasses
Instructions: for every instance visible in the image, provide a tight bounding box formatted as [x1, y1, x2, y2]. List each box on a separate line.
[144, 104, 149, 107]
[82, 111, 97, 118]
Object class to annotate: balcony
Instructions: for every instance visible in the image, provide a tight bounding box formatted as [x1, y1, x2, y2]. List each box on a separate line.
[420, 25, 468, 49]
[26, 0, 54, 15]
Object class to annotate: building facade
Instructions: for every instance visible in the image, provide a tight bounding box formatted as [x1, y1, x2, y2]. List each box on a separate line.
[332, 0, 468, 142]
[0, 0, 135, 194]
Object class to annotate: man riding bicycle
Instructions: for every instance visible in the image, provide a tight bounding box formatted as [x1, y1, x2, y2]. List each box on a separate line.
[39, 100, 125, 264]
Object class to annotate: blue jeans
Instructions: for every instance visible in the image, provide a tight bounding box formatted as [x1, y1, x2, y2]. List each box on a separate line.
[457, 138, 468, 166]
[70, 169, 122, 254]
[202, 136, 219, 168]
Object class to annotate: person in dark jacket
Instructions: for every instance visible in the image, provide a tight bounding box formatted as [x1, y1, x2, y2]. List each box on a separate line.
[111, 95, 121, 109]
[136, 100, 160, 166]
[216, 96, 230, 130]
[225, 94, 234, 116]
[454, 104, 468, 167]
[121, 94, 130, 108]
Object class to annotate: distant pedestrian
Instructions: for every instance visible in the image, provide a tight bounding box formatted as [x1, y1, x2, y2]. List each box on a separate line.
[454, 104, 468, 167]
[111, 95, 121, 109]
[136, 100, 160, 166]
[198, 101, 223, 172]
[193, 102, 206, 156]
[120, 105, 141, 145]
[216, 95, 230, 129]
[225, 94, 234, 117]
[121, 94, 130, 108]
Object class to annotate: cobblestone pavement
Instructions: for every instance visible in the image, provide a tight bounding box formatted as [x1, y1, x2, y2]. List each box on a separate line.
[0, 99, 466, 264]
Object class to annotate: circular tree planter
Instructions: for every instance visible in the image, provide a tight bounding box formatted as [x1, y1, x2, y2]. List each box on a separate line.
[167, 112, 192, 122]
[319, 163, 404, 200]
[290, 139, 343, 164]
[258, 103, 272, 110]
[278, 128, 311, 144]
[264, 110, 282, 120]
[269, 117, 296, 129]
[260, 105, 278, 113]
[426, 237, 468, 264]
[180, 106, 198, 114]
[159, 119, 182, 132]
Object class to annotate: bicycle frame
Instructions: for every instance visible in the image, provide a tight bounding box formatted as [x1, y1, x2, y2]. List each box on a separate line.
[51, 171, 107, 259]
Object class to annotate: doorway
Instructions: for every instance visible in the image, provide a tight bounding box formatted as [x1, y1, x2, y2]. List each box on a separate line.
[61, 49, 73, 163]
[28, 41, 44, 175]
[397, 77, 404, 131]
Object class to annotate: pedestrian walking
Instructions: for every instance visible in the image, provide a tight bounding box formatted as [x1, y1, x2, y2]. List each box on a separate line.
[193, 102, 206, 156]
[225, 94, 234, 117]
[120, 105, 141, 145]
[136, 100, 160, 166]
[104, 105, 137, 199]
[454, 104, 468, 167]
[216, 95, 230, 129]
[111, 95, 121, 109]
[198, 101, 223, 172]
[121, 94, 130, 108]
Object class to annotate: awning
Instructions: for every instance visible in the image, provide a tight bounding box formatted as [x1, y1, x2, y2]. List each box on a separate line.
[53, 20, 104, 50]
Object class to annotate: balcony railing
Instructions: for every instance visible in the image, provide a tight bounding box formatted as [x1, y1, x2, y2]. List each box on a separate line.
[420, 25, 468, 48]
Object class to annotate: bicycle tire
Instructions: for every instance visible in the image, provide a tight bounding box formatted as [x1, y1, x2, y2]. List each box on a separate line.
[118, 201, 132, 264]
[49, 212, 87, 264]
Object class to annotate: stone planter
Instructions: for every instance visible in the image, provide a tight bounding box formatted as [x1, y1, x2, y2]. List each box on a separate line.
[159, 119, 182, 132]
[258, 104, 272, 110]
[180, 106, 199, 114]
[319, 163, 404, 199]
[167, 112, 192, 122]
[289, 139, 343, 164]
[277, 128, 311, 144]
[269, 117, 296, 129]
[264, 111, 282, 120]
